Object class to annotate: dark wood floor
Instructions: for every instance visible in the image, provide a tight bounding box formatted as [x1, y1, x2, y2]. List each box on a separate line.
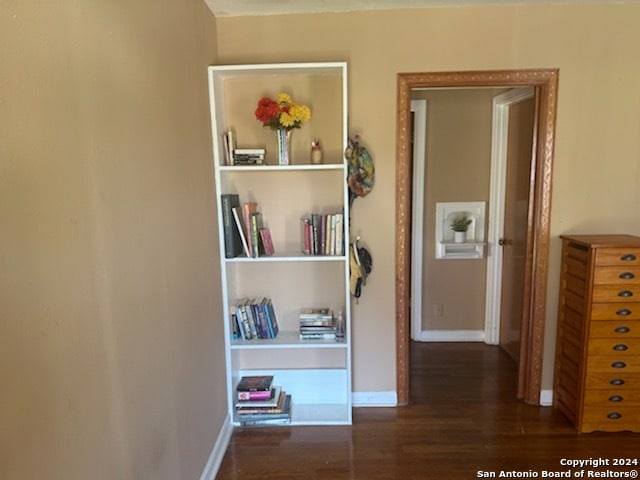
[215, 342, 640, 479]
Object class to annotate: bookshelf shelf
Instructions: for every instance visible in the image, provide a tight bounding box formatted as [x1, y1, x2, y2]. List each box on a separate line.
[225, 253, 347, 263]
[219, 164, 344, 173]
[208, 62, 351, 427]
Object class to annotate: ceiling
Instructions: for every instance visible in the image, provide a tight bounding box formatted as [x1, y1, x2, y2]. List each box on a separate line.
[205, 0, 601, 17]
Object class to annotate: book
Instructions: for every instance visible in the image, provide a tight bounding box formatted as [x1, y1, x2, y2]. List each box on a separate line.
[335, 213, 344, 256]
[235, 386, 283, 410]
[300, 332, 337, 340]
[243, 298, 259, 338]
[222, 133, 231, 166]
[242, 202, 258, 257]
[299, 307, 333, 319]
[259, 227, 275, 256]
[231, 207, 251, 257]
[221, 194, 242, 258]
[223, 130, 236, 166]
[301, 217, 311, 255]
[251, 298, 270, 339]
[234, 148, 266, 155]
[264, 298, 279, 338]
[239, 417, 291, 427]
[230, 304, 241, 340]
[236, 375, 273, 392]
[237, 388, 273, 401]
[236, 300, 253, 339]
[249, 211, 263, 258]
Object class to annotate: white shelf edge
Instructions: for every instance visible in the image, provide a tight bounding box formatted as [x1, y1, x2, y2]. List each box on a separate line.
[209, 62, 347, 78]
[225, 254, 347, 263]
[218, 164, 345, 172]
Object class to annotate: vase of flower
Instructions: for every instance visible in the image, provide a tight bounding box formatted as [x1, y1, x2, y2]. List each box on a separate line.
[255, 92, 311, 166]
[276, 129, 292, 166]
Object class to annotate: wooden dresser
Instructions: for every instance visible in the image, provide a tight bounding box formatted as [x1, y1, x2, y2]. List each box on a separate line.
[554, 234, 640, 433]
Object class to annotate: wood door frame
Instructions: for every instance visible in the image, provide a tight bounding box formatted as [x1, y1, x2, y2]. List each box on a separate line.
[395, 69, 559, 405]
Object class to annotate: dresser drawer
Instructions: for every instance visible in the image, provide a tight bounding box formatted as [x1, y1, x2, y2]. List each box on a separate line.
[584, 389, 640, 405]
[589, 320, 640, 338]
[593, 267, 640, 285]
[595, 248, 640, 267]
[591, 303, 640, 320]
[588, 338, 640, 356]
[581, 406, 640, 433]
[586, 372, 637, 390]
[592, 285, 640, 303]
[587, 355, 640, 372]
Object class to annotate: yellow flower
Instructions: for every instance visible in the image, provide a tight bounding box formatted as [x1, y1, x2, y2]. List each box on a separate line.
[279, 112, 295, 128]
[290, 104, 311, 123]
[276, 93, 291, 104]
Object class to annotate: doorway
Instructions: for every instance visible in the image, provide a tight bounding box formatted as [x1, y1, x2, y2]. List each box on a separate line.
[396, 69, 559, 406]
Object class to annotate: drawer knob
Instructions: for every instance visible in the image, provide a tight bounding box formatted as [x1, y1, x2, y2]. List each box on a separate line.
[612, 361, 627, 368]
[610, 378, 625, 386]
[613, 344, 629, 351]
[614, 326, 631, 334]
[608, 395, 624, 402]
[607, 412, 623, 420]
[616, 308, 632, 316]
[618, 290, 634, 298]
[621, 253, 637, 261]
[619, 272, 635, 280]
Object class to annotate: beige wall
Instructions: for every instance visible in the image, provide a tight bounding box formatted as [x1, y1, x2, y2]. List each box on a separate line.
[1, 1, 224, 479]
[414, 89, 499, 332]
[215, 3, 640, 394]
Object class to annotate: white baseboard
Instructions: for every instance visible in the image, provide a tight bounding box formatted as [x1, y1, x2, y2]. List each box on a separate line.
[416, 329, 485, 342]
[352, 390, 397, 407]
[200, 413, 233, 480]
[539, 389, 553, 406]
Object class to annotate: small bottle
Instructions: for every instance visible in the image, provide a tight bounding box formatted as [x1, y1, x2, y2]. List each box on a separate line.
[335, 310, 345, 342]
[310, 139, 323, 164]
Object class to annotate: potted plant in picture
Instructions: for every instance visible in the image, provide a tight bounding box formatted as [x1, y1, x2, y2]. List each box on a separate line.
[450, 214, 472, 243]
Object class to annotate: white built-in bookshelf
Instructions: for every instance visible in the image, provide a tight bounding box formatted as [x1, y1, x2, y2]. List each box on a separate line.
[207, 62, 351, 426]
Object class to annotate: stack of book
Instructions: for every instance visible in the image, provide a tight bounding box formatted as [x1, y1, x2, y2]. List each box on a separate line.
[234, 375, 292, 426]
[299, 307, 337, 340]
[300, 211, 344, 256]
[233, 148, 265, 165]
[231, 297, 280, 340]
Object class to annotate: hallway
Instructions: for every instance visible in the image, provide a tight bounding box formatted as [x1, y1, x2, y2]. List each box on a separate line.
[215, 342, 640, 479]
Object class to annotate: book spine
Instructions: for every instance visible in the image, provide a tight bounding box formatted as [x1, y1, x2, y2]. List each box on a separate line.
[259, 228, 275, 256]
[252, 300, 269, 338]
[242, 202, 258, 257]
[301, 217, 311, 255]
[238, 301, 253, 339]
[237, 389, 272, 401]
[265, 299, 279, 338]
[244, 298, 259, 338]
[335, 213, 344, 256]
[221, 194, 241, 258]
[311, 213, 320, 256]
[249, 212, 261, 258]
[231, 207, 250, 257]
